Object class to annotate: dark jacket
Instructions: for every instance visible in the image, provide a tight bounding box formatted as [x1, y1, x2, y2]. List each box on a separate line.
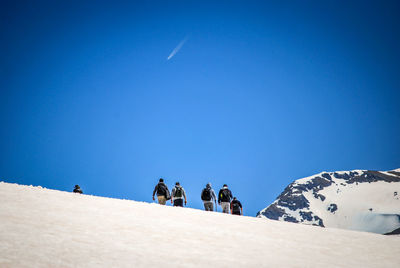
[153, 182, 170, 198]
[73, 187, 83, 194]
[231, 199, 242, 215]
[171, 185, 187, 200]
[201, 185, 216, 202]
[218, 187, 233, 203]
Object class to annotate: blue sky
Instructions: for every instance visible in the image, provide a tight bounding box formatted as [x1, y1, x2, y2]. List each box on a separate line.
[1, 1, 399, 216]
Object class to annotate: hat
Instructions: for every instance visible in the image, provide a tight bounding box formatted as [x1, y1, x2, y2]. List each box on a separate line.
[223, 184, 227, 187]
[74, 185, 80, 188]
[159, 178, 164, 182]
[175, 182, 180, 185]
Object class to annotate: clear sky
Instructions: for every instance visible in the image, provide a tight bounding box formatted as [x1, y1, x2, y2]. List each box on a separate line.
[1, 0, 399, 216]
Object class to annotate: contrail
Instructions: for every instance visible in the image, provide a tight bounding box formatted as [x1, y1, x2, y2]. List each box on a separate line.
[167, 37, 188, 60]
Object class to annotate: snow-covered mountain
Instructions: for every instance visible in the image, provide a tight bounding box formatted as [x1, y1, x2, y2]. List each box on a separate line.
[1, 182, 399, 267]
[257, 169, 400, 234]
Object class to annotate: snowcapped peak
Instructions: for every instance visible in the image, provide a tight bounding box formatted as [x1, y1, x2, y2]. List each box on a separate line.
[257, 169, 400, 234]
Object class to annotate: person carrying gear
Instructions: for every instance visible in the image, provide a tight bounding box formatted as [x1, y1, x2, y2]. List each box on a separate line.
[152, 178, 171, 205]
[218, 184, 233, 213]
[201, 183, 217, 211]
[230, 197, 243, 215]
[73, 185, 83, 194]
[171, 182, 187, 207]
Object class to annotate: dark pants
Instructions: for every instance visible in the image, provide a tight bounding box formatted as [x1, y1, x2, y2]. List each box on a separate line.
[204, 202, 214, 211]
[173, 199, 183, 207]
[232, 209, 241, 215]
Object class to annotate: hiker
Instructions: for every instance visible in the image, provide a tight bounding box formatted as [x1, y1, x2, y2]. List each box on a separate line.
[171, 182, 187, 207]
[230, 197, 243, 215]
[201, 183, 217, 211]
[218, 184, 233, 214]
[152, 178, 171, 205]
[73, 185, 83, 194]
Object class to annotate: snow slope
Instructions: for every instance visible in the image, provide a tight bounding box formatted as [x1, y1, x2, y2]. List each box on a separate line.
[257, 169, 400, 234]
[0, 182, 399, 268]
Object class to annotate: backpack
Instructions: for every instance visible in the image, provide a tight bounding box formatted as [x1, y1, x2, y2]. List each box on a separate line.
[232, 201, 241, 213]
[157, 183, 167, 195]
[201, 188, 212, 201]
[174, 186, 183, 198]
[220, 188, 231, 202]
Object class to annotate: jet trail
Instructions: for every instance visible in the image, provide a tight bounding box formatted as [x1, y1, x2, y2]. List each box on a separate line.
[167, 37, 188, 60]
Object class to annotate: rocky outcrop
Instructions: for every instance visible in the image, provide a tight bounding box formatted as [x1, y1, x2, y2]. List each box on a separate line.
[257, 169, 400, 234]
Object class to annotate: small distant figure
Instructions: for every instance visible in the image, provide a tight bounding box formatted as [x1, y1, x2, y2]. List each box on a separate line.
[171, 182, 187, 207]
[201, 183, 217, 211]
[230, 197, 243, 215]
[218, 184, 233, 214]
[152, 178, 171, 205]
[73, 185, 83, 194]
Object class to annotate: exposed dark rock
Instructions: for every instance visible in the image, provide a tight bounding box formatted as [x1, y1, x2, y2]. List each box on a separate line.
[327, 204, 338, 213]
[277, 194, 309, 210]
[346, 171, 400, 184]
[313, 193, 326, 201]
[292, 183, 308, 192]
[292, 189, 303, 195]
[304, 176, 333, 191]
[257, 203, 286, 220]
[388, 171, 400, 177]
[312, 216, 324, 227]
[321, 173, 332, 181]
[276, 185, 310, 210]
[333, 172, 351, 180]
[369, 208, 373, 211]
[300, 211, 313, 221]
[384, 227, 400, 235]
[284, 215, 299, 223]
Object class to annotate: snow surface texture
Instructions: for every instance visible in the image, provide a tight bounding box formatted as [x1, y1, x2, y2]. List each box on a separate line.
[257, 169, 400, 234]
[1, 182, 399, 267]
